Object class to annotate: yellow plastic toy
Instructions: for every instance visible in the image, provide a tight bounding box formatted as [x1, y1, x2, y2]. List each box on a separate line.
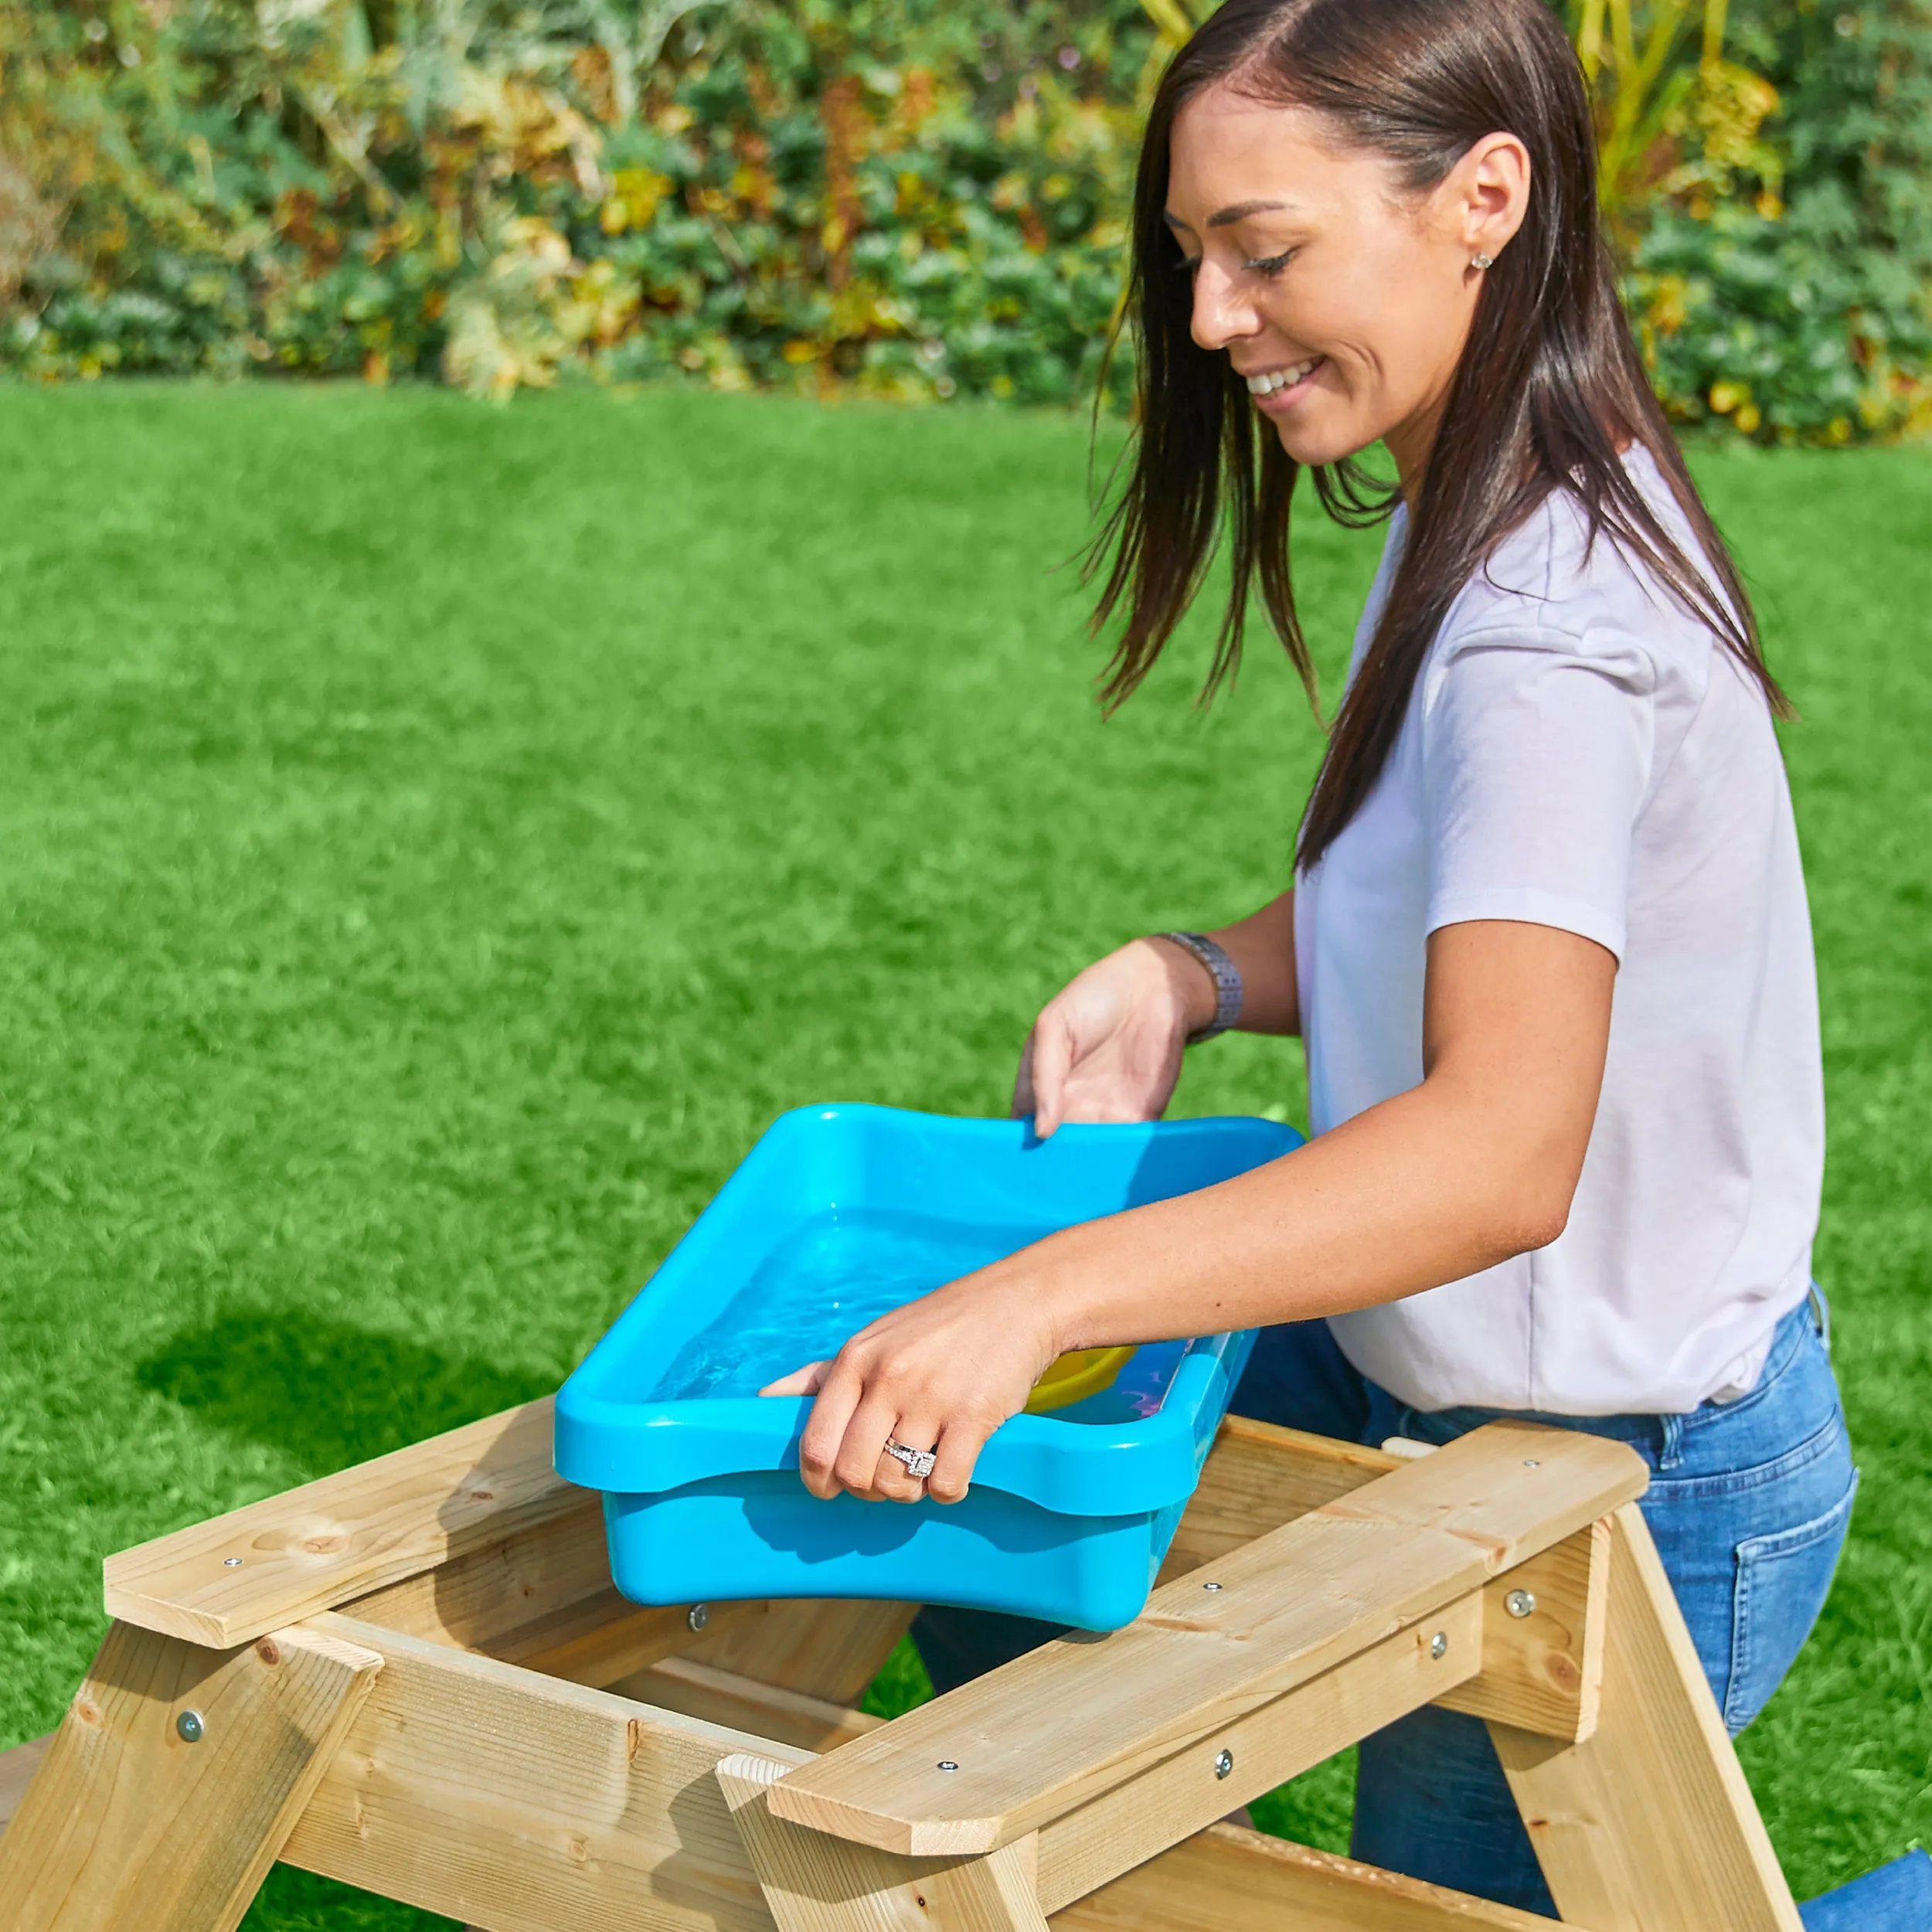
[1023, 1344, 1138, 1413]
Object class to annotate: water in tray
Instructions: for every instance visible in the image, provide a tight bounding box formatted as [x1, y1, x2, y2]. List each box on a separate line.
[651, 1203, 1184, 1421]
[653, 1206, 1053, 1400]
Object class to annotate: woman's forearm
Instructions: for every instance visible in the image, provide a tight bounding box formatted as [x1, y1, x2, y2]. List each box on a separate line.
[1152, 887, 1301, 1037]
[1009, 920, 1614, 1349]
[1016, 1077, 1553, 1351]
[781, 923, 1614, 1505]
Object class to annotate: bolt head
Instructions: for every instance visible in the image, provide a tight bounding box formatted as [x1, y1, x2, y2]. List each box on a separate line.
[1202, 1581, 1223, 1593]
[175, 1709, 206, 1743]
[1523, 1458, 1541, 1468]
[1214, 1748, 1234, 1780]
[1429, 1631, 1449, 1660]
[1505, 1587, 1537, 1619]
[686, 1603, 709, 1632]
[937, 1760, 959, 1773]
[223, 1556, 243, 1568]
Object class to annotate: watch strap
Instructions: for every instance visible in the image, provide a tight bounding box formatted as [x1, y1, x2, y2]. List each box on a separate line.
[1160, 930, 1243, 1043]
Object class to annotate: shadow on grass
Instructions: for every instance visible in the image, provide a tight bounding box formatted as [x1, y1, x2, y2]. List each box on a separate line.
[135, 1308, 556, 1477]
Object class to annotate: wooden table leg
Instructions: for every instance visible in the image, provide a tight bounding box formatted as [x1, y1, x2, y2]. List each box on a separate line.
[0, 1617, 381, 1932]
[720, 1752, 1049, 1932]
[1490, 1503, 1803, 1932]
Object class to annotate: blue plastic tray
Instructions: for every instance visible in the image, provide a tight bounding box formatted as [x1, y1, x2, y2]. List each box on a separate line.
[554, 1104, 1301, 1631]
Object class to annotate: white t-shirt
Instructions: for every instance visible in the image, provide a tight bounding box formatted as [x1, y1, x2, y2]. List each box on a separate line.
[1299, 444, 1823, 1417]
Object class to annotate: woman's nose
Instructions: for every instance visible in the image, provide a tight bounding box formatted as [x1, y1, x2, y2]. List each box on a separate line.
[1191, 263, 1261, 354]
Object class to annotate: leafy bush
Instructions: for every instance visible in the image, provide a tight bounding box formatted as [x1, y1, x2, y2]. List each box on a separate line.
[1621, 0, 1932, 440]
[1, 0, 1926, 440]
[0, 0, 1160, 406]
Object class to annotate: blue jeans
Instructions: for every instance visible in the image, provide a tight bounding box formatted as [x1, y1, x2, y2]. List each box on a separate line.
[911, 1292, 1857, 1916]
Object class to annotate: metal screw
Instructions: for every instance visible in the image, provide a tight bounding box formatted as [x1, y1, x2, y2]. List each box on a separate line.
[175, 1709, 206, 1743]
[1523, 1458, 1541, 1468]
[937, 1760, 959, 1773]
[687, 1604, 709, 1632]
[1214, 1748, 1234, 1781]
[1505, 1588, 1537, 1619]
[1202, 1581, 1223, 1593]
[223, 1556, 243, 1568]
[1430, 1631, 1449, 1660]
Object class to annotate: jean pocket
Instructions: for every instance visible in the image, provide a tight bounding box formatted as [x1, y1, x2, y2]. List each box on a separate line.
[1725, 1464, 1859, 1733]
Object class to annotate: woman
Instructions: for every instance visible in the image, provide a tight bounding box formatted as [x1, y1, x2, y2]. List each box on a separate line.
[764, 0, 1855, 1910]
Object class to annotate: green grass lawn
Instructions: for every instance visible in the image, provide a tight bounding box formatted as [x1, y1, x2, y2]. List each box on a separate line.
[0, 383, 1926, 1923]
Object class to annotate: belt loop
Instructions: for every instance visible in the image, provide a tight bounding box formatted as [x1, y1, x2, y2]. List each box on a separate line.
[1657, 1411, 1685, 1471]
[1809, 1281, 1832, 1353]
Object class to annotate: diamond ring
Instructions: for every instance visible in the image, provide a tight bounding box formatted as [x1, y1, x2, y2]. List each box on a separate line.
[883, 1438, 937, 1481]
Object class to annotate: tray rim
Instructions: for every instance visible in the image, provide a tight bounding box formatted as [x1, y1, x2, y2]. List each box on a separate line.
[553, 1104, 1299, 1516]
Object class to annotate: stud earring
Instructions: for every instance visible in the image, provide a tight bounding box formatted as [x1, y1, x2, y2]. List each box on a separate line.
[1471, 252, 1495, 270]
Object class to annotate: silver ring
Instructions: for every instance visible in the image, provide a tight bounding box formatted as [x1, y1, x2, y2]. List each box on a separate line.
[883, 1439, 937, 1481]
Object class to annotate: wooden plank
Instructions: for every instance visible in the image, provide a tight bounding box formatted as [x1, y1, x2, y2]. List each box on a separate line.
[0, 1735, 53, 1838]
[351, 1530, 772, 1691]
[770, 1422, 1647, 1856]
[340, 1485, 607, 1648]
[1175, 1420, 1608, 1740]
[1437, 1519, 1609, 1743]
[1489, 1503, 1801, 1931]
[1053, 1821, 1573, 1932]
[282, 1610, 809, 1932]
[719, 1751, 1049, 1932]
[690, 1598, 920, 1706]
[0, 1618, 381, 1932]
[1161, 1416, 1401, 1580]
[1032, 1593, 1481, 1911]
[343, 1488, 910, 1706]
[624, 1657, 884, 1754]
[105, 1397, 576, 1648]
[99, 1386, 1407, 1672]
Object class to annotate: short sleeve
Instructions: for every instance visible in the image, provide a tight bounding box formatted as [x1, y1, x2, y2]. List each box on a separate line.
[1420, 625, 1655, 961]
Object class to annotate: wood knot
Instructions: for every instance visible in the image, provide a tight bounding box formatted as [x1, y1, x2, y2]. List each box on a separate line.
[256, 1638, 282, 1665]
[73, 1698, 102, 1727]
[468, 1488, 495, 1503]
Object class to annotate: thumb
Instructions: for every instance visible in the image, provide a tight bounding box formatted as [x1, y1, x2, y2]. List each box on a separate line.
[1012, 1031, 1039, 1121]
[1029, 1009, 1075, 1139]
[760, 1359, 832, 1396]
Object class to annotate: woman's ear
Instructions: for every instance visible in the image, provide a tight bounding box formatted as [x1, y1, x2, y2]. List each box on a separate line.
[1459, 130, 1532, 263]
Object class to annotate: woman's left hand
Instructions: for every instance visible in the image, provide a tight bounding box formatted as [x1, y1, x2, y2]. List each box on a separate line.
[760, 1269, 1061, 1503]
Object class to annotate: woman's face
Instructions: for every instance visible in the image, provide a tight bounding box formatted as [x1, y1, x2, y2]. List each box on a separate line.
[1165, 88, 1529, 483]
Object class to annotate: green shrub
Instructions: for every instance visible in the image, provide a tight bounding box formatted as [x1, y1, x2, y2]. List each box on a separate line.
[1, 0, 1926, 440]
[1624, 0, 1932, 441]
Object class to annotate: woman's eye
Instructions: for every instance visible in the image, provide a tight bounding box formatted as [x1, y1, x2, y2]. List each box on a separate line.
[1244, 250, 1294, 277]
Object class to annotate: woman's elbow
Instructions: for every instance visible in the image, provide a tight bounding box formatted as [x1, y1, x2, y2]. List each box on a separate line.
[1480, 1157, 1583, 1260]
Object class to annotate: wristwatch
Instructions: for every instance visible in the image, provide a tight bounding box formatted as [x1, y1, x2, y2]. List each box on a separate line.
[1159, 930, 1243, 1043]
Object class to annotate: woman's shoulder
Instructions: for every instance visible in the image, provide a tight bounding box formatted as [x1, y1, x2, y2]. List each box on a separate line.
[1440, 444, 1724, 679]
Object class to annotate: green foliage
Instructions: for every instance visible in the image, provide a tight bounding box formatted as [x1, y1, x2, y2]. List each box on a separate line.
[1624, 0, 1932, 440]
[0, 0, 1926, 437]
[0, 0, 1157, 404]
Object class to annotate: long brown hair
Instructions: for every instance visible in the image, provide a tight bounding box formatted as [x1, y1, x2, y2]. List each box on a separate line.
[1088, 0, 1786, 873]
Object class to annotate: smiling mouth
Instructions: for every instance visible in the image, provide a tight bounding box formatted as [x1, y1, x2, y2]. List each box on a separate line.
[1244, 357, 1324, 397]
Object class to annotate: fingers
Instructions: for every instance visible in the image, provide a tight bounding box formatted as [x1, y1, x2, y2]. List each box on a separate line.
[1028, 1008, 1074, 1139]
[760, 1359, 832, 1396]
[870, 1410, 941, 1504]
[926, 1416, 993, 1505]
[829, 1393, 905, 1499]
[1012, 1031, 1038, 1121]
[795, 1359, 866, 1499]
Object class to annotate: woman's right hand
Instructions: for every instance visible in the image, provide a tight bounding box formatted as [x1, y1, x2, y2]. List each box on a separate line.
[1012, 937, 1216, 1138]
